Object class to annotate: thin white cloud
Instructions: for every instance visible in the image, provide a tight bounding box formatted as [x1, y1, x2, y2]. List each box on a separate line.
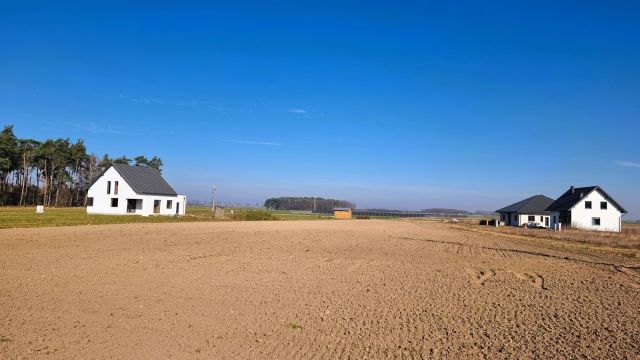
[120, 94, 223, 110]
[284, 108, 326, 119]
[614, 160, 640, 168]
[286, 109, 307, 114]
[67, 121, 133, 135]
[131, 97, 165, 104]
[221, 139, 284, 146]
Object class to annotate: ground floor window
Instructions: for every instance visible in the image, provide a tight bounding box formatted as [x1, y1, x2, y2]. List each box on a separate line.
[528, 215, 535, 221]
[87, 197, 94, 206]
[167, 200, 173, 209]
[154, 200, 161, 213]
[111, 198, 118, 207]
[540, 216, 543, 222]
[592, 217, 601, 226]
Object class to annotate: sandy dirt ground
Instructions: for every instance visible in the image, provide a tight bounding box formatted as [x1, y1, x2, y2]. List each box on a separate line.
[1, 220, 639, 359]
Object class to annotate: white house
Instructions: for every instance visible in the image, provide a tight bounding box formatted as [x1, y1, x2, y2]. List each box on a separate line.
[87, 163, 186, 216]
[496, 195, 555, 228]
[547, 186, 627, 232]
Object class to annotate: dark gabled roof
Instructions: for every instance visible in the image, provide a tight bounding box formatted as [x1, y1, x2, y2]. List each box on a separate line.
[546, 186, 627, 213]
[112, 163, 178, 196]
[496, 195, 555, 214]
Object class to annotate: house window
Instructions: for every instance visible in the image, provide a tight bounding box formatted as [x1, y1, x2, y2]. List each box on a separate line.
[600, 201, 607, 210]
[107, 181, 111, 194]
[592, 217, 601, 226]
[585, 201, 592, 209]
[154, 200, 161, 214]
[540, 216, 544, 222]
[528, 215, 535, 221]
[111, 198, 118, 207]
[167, 200, 173, 209]
[114, 181, 119, 195]
[87, 197, 94, 206]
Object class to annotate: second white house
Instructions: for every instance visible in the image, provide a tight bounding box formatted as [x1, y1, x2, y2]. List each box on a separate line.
[497, 185, 627, 232]
[87, 163, 186, 216]
[547, 186, 627, 232]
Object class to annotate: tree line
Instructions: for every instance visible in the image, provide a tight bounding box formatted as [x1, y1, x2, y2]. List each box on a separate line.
[0, 125, 163, 207]
[264, 197, 355, 213]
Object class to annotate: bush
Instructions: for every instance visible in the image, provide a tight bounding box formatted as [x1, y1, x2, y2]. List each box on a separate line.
[230, 210, 275, 221]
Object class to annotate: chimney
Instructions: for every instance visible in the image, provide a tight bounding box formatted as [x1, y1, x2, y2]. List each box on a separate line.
[570, 186, 575, 194]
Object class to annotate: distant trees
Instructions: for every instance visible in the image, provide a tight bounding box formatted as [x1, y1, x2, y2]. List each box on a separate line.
[264, 197, 355, 213]
[0, 124, 164, 207]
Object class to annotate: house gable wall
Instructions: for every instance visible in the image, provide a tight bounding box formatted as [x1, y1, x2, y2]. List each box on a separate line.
[567, 189, 622, 232]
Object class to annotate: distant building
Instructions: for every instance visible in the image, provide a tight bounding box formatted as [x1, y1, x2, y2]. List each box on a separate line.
[496, 195, 555, 227]
[333, 207, 353, 219]
[547, 186, 627, 232]
[86, 163, 186, 216]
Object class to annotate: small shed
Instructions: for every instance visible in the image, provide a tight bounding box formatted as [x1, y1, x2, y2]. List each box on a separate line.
[334, 207, 352, 219]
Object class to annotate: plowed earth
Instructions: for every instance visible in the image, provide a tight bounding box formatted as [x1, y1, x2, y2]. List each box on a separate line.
[1, 220, 639, 359]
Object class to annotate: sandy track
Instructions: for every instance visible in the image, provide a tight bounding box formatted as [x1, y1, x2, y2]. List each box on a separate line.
[1, 220, 639, 359]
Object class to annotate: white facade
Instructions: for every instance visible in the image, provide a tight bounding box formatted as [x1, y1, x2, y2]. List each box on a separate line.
[549, 189, 623, 232]
[500, 213, 551, 227]
[87, 167, 186, 216]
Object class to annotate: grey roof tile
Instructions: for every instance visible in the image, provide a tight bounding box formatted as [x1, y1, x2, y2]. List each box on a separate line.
[496, 195, 555, 214]
[112, 163, 178, 196]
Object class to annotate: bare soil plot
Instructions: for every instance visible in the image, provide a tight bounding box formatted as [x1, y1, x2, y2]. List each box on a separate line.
[1, 220, 639, 359]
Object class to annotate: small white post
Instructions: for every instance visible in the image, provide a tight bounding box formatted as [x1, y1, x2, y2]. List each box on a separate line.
[36, 205, 44, 214]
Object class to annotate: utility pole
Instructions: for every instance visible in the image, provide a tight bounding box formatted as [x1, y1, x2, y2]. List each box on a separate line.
[211, 185, 217, 212]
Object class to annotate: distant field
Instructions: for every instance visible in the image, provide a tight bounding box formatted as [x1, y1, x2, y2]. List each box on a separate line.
[0, 207, 334, 229]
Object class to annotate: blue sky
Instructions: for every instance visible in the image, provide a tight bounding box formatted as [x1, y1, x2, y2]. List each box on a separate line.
[1, 1, 639, 218]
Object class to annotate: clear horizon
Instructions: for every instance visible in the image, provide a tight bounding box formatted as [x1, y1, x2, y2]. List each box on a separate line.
[2, 2, 639, 219]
